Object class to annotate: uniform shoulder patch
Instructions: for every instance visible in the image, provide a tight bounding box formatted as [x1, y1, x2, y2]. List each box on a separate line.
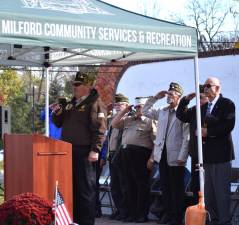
[98, 112, 105, 118]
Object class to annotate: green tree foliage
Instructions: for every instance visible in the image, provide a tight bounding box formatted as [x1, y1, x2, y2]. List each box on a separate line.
[0, 69, 23, 105]
[0, 69, 32, 134]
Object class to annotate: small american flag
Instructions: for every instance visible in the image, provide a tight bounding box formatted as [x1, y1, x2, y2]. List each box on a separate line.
[53, 187, 73, 225]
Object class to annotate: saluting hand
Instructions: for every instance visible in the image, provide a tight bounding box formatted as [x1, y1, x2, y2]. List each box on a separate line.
[185, 93, 196, 101]
[155, 91, 168, 100]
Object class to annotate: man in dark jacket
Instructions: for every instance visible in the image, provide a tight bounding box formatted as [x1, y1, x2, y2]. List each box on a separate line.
[52, 71, 107, 225]
[177, 77, 235, 225]
[201, 77, 235, 225]
[176, 85, 208, 204]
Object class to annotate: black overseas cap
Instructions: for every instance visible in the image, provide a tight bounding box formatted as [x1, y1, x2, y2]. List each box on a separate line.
[73, 71, 96, 85]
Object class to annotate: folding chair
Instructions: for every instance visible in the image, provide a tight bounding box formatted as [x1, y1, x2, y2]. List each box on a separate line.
[231, 168, 239, 217]
[99, 165, 115, 214]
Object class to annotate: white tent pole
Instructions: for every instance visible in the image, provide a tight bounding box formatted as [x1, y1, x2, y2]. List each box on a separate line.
[194, 55, 205, 204]
[44, 67, 50, 137]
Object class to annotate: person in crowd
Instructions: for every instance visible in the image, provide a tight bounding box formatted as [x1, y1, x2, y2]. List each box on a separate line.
[176, 84, 208, 204]
[95, 134, 108, 218]
[52, 71, 107, 225]
[40, 97, 66, 139]
[108, 93, 129, 221]
[142, 82, 189, 225]
[112, 97, 157, 223]
[200, 77, 235, 225]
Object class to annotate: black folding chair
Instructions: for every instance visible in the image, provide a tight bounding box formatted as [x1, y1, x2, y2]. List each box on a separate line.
[99, 166, 115, 214]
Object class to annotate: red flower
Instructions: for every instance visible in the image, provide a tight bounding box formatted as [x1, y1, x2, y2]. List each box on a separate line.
[0, 193, 54, 225]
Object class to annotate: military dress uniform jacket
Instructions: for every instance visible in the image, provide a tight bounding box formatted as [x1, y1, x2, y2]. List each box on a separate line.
[142, 96, 190, 166]
[52, 88, 107, 152]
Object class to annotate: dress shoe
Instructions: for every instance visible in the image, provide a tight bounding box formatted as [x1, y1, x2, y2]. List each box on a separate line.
[136, 216, 148, 223]
[95, 209, 102, 218]
[115, 214, 127, 221]
[123, 216, 135, 223]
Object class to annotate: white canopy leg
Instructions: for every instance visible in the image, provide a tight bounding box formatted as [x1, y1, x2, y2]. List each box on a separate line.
[194, 55, 205, 205]
[44, 67, 50, 137]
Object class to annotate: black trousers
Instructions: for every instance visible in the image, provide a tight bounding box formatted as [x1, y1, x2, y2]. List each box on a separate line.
[122, 145, 151, 219]
[72, 145, 96, 225]
[109, 150, 128, 217]
[159, 147, 185, 224]
[204, 162, 231, 225]
[190, 157, 200, 205]
[95, 159, 102, 216]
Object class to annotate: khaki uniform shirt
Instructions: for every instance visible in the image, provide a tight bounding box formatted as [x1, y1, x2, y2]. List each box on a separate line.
[114, 115, 157, 150]
[109, 128, 121, 152]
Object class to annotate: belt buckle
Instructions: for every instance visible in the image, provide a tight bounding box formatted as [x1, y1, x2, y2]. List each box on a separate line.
[122, 144, 127, 149]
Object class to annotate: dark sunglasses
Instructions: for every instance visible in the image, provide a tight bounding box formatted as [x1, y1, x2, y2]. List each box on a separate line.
[73, 83, 82, 87]
[204, 84, 217, 89]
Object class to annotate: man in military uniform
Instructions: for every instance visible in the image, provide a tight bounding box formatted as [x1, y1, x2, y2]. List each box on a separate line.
[112, 97, 156, 223]
[108, 93, 129, 221]
[142, 83, 189, 225]
[52, 71, 107, 225]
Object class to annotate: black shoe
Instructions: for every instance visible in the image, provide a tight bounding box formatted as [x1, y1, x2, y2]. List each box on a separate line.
[123, 216, 135, 223]
[115, 214, 127, 221]
[136, 217, 148, 223]
[157, 213, 171, 224]
[95, 210, 102, 218]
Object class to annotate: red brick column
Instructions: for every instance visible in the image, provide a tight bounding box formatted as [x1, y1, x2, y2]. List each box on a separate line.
[95, 61, 128, 107]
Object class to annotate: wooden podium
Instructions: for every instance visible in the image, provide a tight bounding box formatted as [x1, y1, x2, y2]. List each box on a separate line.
[4, 134, 73, 215]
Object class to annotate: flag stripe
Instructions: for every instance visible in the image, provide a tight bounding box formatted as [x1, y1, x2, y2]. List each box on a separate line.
[58, 206, 69, 224]
[53, 187, 73, 225]
[62, 204, 72, 222]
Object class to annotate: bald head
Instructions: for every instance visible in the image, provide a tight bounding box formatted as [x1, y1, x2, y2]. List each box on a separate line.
[205, 77, 220, 87]
[204, 76, 221, 101]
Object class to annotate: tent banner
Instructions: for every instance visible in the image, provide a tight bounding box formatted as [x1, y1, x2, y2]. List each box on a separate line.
[0, 17, 197, 53]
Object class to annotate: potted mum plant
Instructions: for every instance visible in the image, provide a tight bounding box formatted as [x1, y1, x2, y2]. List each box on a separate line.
[0, 192, 54, 225]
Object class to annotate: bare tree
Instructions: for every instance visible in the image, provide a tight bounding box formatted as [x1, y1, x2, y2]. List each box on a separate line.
[137, 0, 161, 18]
[186, 0, 231, 51]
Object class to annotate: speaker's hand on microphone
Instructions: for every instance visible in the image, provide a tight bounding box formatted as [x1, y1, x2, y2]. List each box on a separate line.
[88, 151, 99, 162]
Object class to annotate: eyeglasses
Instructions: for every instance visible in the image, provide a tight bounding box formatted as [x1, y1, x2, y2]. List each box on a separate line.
[73, 83, 82, 87]
[204, 84, 217, 89]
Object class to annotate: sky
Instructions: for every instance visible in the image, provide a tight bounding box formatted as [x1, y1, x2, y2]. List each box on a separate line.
[102, 0, 239, 32]
[102, 0, 187, 20]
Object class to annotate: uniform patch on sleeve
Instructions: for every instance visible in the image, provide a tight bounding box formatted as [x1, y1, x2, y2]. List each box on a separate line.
[98, 112, 105, 118]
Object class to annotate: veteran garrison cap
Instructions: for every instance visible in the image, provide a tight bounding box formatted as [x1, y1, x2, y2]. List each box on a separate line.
[168, 82, 183, 96]
[73, 71, 96, 85]
[115, 93, 129, 103]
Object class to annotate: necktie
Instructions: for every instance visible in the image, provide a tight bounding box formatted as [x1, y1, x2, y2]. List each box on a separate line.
[206, 102, 212, 116]
[165, 109, 174, 138]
